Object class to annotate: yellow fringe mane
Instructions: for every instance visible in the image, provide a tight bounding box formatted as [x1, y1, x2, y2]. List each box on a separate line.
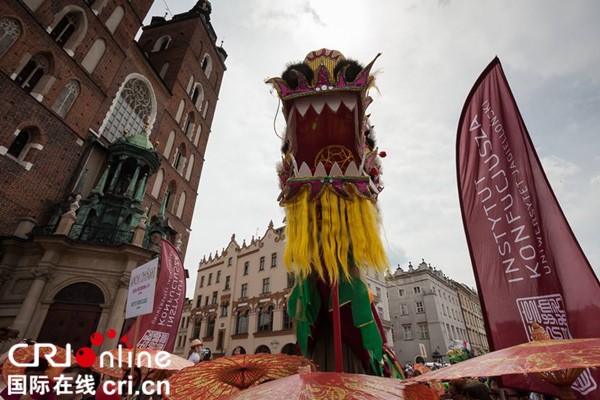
[284, 186, 388, 283]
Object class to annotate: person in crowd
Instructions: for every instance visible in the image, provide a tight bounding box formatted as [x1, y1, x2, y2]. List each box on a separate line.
[0, 358, 55, 400]
[502, 388, 531, 400]
[231, 346, 246, 356]
[187, 339, 204, 364]
[200, 348, 212, 362]
[449, 378, 493, 400]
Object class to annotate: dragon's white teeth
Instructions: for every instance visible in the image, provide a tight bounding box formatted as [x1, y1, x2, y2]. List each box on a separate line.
[314, 162, 327, 177]
[293, 93, 357, 117]
[298, 162, 311, 177]
[345, 162, 359, 176]
[329, 163, 343, 176]
[290, 154, 299, 176]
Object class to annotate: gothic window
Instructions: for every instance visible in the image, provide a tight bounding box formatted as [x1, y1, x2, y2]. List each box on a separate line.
[235, 310, 249, 335]
[6, 130, 30, 159]
[152, 35, 171, 52]
[151, 168, 164, 198]
[183, 112, 195, 138]
[173, 144, 186, 173]
[159, 62, 169, 79]
[51, 80, 80, 117]
[14, 54, 49, 94]
[48, 8, 87, 55]
[185, 154, 194, 181]
[191, 84, 204, 110]
[257, 306, 273, 332]
[105, 6, 124, 34]
[163, 131, 175, 158]
[0, 18, 21, 58]
[165, 181, 176, 212]
[81, 39, 106, 73]
[200, 53, 212, 78]
[176, 191, 186, 218]
[102, 77, 154, 142]
[50, 13, 79, 46]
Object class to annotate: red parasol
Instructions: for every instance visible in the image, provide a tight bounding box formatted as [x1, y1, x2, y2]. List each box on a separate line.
[165, 353, 315, 400]
[2, 344, 71, 384]
[225, 371, 439, 400]
[409, 336, 600, 399]
[91, 348, 192, 378]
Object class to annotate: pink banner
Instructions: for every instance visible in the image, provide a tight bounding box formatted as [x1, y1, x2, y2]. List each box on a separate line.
[457, 57, 600, 398]
[125, 239, 186, 353]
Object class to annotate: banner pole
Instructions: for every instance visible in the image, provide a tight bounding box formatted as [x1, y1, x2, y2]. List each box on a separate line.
[332, 281, 343, 373]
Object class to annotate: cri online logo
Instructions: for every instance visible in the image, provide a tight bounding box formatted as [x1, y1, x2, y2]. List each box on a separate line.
[9, 329, 171, 369]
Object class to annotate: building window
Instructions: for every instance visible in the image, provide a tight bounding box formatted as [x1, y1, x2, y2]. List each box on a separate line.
[6, 130, 30, 160]
[400, 304, 408, 315]
[403, 325, 412, 340]
[204, 296, 209, 306]
[195, 296, 201, 308]
[416, 301, 424, 313]
[105, 6, 124, 34]
[257, 306, 273, 332]
[211, 291, 217, 305]
[224, 276, 230, 290]
[262, 278, 270, 294]
[220, 304, 228, 317]
[208, 273, 212, 285]
[199, 276, 204, 288]
[201, 53, 212, 78]
[191, 83, 204, 110]
[216, 271, 221, 283]
[413, 286, 421, 294]
[51, 80, 79, 117]
[0, 18, 21, 58]
[243, 262, 249, 275]
[283, 306, 293, 330]
[235, 310, 249, 335]
[152, 35, 171, 52]
[102, 76, 154, 142]
[14, 54, 49, 94]
[206, 318, 215, 338]
[418, 323, 429, 339]
[375, 287, 382, 299]
[228, 257, 232, 266]
[50, 12, 79, 47]
[81, 38, 106, 73]
[259, 257, 265, 271]
[398, 289, 404, 297]
[193, 319, 201, 338]
[183, 112, 195, 138]
[240, 283, 248, 299]
[271, 253, 277, 268]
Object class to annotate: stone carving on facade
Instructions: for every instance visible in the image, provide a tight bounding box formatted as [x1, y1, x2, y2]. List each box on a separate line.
[117, 275, 130, 288]
[174, 233, 182, 252]
[64, 194, 81, 218]
[31, 267, 54, 282]
[138, 207, 149, 229]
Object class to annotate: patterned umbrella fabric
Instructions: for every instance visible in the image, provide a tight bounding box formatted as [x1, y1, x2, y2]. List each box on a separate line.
[91, 348, 193, 378]
[409, 338, 600, 382]
[165, 353, 315, 400]
[225, 371, 439, 400]
[2, 344, 71, 384]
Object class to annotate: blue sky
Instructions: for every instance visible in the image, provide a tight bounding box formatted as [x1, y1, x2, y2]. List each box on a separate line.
[143, 0, 600, 294]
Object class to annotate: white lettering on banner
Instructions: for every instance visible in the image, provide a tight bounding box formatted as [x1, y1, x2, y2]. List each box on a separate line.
[8, 343, 72, 367]
[469, 102, 552, 285]
[517, 295, 597, 395]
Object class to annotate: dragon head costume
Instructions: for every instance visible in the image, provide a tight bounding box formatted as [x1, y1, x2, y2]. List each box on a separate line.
[268, 49, 401, 377]
[268, 48, 388, 283]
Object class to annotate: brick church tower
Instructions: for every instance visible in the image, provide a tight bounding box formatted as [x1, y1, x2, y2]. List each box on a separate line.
[0, 0, 227, 350]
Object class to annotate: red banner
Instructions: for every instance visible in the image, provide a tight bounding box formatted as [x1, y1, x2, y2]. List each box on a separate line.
[457, 57, 600, 398]
[125, 239, 186, 353]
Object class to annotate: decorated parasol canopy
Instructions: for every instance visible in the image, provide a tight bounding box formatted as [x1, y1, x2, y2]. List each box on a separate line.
[91, 347, 193, 378]
[2, 344, 71, 384]
[225, 371, 439, 400]
[165, 353, 315, 400]
[409, 334, 600, 399]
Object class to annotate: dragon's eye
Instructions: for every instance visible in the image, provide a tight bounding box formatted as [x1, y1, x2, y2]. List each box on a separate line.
[281, 63, 314, 89]
[333, 59, 363, 83]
